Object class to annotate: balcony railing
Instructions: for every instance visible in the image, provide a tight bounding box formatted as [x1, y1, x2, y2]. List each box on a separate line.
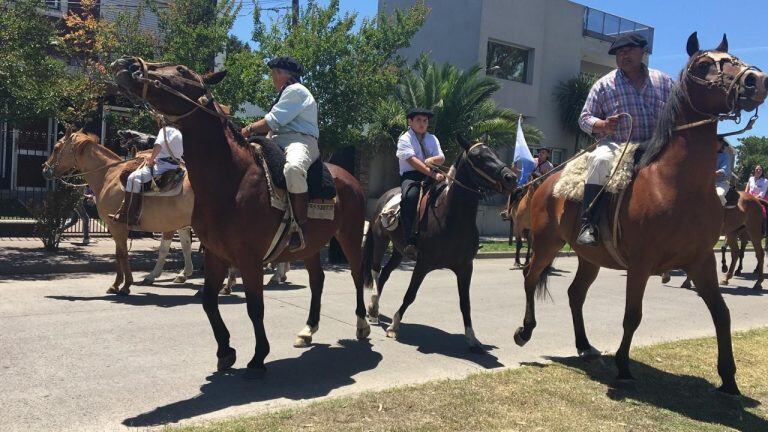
[583, 7, 654, 54]
[45, 0, 61, 10]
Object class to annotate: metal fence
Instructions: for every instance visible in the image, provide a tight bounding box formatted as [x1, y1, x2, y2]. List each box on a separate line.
[0, 188, 110, 237]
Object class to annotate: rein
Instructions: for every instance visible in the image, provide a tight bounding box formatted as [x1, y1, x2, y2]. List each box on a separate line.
[44, 135, 140, 186]
[427, 142, 506, 195]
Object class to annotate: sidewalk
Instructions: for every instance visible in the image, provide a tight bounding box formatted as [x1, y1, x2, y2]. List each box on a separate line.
[0, 236, 201, 276]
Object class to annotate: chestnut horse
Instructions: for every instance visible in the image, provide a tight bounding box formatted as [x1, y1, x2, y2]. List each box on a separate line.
[514, 33, 767, 395]
[111, 58, 370, 377]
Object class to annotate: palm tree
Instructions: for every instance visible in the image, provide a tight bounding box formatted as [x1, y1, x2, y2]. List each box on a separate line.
[553, 72, 598, 153]
[366, 56, 544, 158]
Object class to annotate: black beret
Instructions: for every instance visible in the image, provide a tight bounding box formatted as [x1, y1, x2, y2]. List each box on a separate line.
[267, 56, 303, 77]
[608, 33, 648, 55]
[406, 107, 434, 119]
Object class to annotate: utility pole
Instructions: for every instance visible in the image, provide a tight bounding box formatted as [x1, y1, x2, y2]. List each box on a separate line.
[292, 0, 299, 28]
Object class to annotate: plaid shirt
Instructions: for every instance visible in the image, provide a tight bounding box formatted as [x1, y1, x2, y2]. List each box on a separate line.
[579, 66, 674, 143]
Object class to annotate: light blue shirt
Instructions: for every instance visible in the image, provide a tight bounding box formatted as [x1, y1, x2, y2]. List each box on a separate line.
[264, 83, 319, 138]
[395, 129, 444, 175]
[716, 151, 731, 181]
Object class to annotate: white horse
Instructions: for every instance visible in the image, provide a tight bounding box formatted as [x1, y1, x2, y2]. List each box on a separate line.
[220, 263, 290, 294]
[139, 227, 195, 285]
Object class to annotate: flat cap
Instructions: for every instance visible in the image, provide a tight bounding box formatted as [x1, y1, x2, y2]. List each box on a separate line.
[537, 147, 551, 154]
[406, 107, 434, 119]
[267, 56, 303, 76]
[608, 33, 648, 55]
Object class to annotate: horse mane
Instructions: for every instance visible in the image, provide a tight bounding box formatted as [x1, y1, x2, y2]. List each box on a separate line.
[637, 54, 698, 168]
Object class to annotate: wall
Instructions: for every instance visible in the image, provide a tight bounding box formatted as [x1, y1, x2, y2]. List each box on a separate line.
[100, 0, 164, 34]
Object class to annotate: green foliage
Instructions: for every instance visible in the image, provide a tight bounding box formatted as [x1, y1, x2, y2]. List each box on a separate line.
[250, 0, 428, 152]
[27, 184, 83, 251]
[553, 73, 598, 135]
[735, 136, 768, 184]
[0, 0, 68, 123]
[366, 56, 544, 158]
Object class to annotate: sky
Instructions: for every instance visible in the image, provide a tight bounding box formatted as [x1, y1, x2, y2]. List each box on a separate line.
[230, 0, 768, 139]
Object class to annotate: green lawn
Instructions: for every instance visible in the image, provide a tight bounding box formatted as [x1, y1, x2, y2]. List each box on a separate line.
[171, 328, 768, 432]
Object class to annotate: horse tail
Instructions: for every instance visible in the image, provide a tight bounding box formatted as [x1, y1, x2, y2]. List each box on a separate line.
[525, 260, 553, 301]
[362, 221, 375, 291]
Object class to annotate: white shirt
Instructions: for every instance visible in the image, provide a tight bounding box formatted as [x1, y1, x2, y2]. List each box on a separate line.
[395, 129, 444, 175]
[154, 126, 183, 162]
[264, 83, 319, 138]
[747, 176, 768, 198]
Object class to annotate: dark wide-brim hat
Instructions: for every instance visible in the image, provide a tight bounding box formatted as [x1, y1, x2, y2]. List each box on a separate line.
[537, 147, 551, 154]
[608, 33, 648, 55]
[406, 107, 434, 119]
[267, 56, 303, 77]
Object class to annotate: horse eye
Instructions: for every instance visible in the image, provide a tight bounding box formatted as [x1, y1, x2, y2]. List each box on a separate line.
[176, 66, 188, 75]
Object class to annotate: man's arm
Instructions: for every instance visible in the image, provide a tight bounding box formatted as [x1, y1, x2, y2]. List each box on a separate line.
[407, 157, 444, 181]
[579, 82, 619, 136]
[146, 144, 162, 166]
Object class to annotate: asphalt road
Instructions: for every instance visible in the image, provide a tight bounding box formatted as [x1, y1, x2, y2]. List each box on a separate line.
[1, 255, 768, 431]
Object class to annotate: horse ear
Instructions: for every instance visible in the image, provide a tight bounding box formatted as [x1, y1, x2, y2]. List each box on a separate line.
[715, 34, 728, 52]
[203, 70, 227, 85]
[456, 134, 471, 151]
[686, 32, 700, 57]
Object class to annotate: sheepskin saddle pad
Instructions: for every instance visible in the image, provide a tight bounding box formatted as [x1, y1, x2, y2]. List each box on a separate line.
[553, 143, 640, 202]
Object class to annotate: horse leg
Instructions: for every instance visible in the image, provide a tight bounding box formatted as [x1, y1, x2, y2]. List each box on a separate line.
[117, 234, 133, 296]
[681, 275, 693, 289]
[200, 251, 236, 371]
[723, 234, 739, 285]
[614, 267, 651, 382]
[294, 253, 323, 348]
[386, 263, 428, 339]
[365, 229, 390, 323]
[687, 254, 740, 394]
[369, 249, 402, 324]
[514, 235, 523, 267]
[239, 262, 270, 379]
[268, 262, 288, 284]
[748, 225, 764, 291]
[524, 230, 532, 267]
[336, 224, 372, 340]
[721, 242, 728, 273]
[174, 227, 194, 283]
[514, 244, 561, 347]
[217, 267, 236, 295]
[107, 228, 127, 294]
[568, 258, 601, 358]
[454, 262, 483, 352]
[142, 231, 173, 285]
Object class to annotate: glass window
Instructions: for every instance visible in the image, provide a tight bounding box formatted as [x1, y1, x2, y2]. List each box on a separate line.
[45, 0, 60, 10]
[486, 40, 531, 84]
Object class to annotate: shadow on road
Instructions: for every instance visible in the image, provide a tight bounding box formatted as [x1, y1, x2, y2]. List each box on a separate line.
[376, 315, 503, 369]
[122, 340, 382, 427]
[548, 355, 765, 432]
[46, 292, 247, 308]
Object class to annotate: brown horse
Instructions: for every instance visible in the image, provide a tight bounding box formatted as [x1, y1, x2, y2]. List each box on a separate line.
[505, 188, 534, 267]
[681, 191, 765, 288]
[514, 33, 767, 395]
[111, 57, 370, 377]
[42, 131, 195, 294]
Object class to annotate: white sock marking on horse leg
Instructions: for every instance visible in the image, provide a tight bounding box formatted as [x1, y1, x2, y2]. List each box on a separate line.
[387, 312, 401, 332]
[179, 228, 194, 277]
[297, 324, 319, 338]
[146, 238, 171, 282]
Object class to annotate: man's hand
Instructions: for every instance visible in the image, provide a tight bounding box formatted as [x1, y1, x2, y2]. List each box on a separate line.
[716, 170, 725, 178]
[145, 155, 155, 167]
[241, 125, 252, 138]
[434, 172, 446, 182]
[593, 115, 620, 135]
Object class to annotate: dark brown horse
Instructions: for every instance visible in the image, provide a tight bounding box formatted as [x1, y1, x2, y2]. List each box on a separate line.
[504, 188, 534, 267]
[363, 137, 516, 351]
[515, 33, 767, 394]
[111, 58, 370, 378]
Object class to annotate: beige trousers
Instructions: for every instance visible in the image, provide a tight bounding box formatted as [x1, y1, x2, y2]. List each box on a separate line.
[270, 133, 320, 194]
[585, 139, 619, 186]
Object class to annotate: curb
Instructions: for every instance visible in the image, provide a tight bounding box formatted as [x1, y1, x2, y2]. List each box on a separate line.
[0, 258, 196, 277]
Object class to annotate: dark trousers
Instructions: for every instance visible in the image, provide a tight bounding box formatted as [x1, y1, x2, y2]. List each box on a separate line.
[400, 170, 427, 241]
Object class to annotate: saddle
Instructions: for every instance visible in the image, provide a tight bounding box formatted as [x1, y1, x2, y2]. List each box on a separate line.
[553, 143, 641, 202]
[118, 158, 186, 197]
[379, 181, 447, 233]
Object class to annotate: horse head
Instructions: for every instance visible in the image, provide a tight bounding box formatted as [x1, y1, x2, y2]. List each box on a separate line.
[42, 130, 95, 179]
[456, 134, 517, 193]
[683, 32, 767, 117]
[110, 57, 227, 121]
[118, 129, 156, 151]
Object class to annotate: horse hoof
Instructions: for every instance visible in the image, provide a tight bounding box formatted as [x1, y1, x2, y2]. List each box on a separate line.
[578, 346, 601, 360]
[680, 281, 692, 289]
[117, 288, 130, 296]
[721, 279, 729, 286]
[293, 335, 312, 348]
[716, 382, 742, 396]
[367, 315, 379, 325]
[217, 349, 237, 371]
[139, 279, 153, 286]
[735, 270, 742, 276]
[173, 276, 186, 283]
[386, 330, 397, 339]
[357, 324, 371, 340]
[661, 273, 671, 284]
[752, 284, 763, 292]
[513, 327, 529, 347]
[721, 265, 728, 273]
[106, 287, 118, 294]
[221, 287, 232, 295]
[243, 367, 266, 380]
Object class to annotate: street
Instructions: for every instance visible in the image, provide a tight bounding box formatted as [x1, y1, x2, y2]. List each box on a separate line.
[1, 255, 767, 431]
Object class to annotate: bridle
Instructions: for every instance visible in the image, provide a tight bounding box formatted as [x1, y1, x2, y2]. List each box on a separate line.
[43, 134, 139, 187]
[675, 50, 760, 132]
[130, 57, 230, 123]
[430, 142, 508, 195]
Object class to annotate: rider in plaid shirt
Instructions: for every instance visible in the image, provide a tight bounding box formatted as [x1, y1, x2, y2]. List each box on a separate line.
[576, 33, 674, 246]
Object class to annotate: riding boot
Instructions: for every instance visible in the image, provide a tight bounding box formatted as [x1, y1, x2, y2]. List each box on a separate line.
[576, 184, 604, 246]
[108, 192, 131, 224]
[288, 192, 309, 253]
[126, 193, 142, 228]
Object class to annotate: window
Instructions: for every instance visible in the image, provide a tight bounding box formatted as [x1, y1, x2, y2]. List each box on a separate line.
[486, 40, 532, 83]
[45, 0, 61, 10]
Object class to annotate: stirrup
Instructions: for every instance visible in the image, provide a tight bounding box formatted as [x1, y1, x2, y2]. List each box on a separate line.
[576, 224, 598, 246]
[287, 223, 306, 253]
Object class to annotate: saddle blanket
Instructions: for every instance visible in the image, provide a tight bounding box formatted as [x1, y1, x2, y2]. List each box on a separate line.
[553, 143, 640, 202]
[379, 194, 402, 231]
[270, 192, 335, 220]
[119, 166, 186, 197]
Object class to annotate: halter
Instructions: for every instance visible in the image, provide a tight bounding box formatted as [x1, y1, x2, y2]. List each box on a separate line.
[131, 57, 230, 123]
[675, 50, 761, 132]
[429, 142, 506, 195]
